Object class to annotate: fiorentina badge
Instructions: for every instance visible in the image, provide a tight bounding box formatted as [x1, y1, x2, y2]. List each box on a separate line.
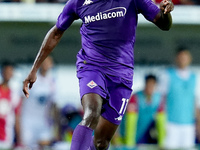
[87, 80, 97, 89]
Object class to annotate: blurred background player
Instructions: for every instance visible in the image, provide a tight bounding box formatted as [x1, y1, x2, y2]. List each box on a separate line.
[116, 74, 165, 149]
[21, 56, 57, 149]
[0, 61, 22, 150]
[158, 47, 200, 150]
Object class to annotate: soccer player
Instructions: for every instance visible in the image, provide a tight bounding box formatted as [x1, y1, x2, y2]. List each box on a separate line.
[21, 56, 56, 149]
[0, 61, 22, 149]
[124, 74, 165, 148]
[22, 0, 174, 149]
[158, 48, 199, 149]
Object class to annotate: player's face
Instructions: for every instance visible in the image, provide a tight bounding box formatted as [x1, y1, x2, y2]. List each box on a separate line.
[2, 66, 13, 82]
[176, 51, 191, 69]
[145, 79, 156, 96]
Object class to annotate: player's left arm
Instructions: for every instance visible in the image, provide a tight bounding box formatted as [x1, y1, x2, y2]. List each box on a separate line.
[153, 0, 174, 30]
[23, 0, 79, 98]
[23, 26, 64, 98]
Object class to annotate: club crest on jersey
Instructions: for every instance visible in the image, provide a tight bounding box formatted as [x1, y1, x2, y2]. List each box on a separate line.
[87, 80, 97, 89]
[84, 7, 127, 24]
[83, 0, 93, 6]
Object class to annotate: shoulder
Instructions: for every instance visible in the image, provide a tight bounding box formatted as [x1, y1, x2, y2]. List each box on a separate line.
[153, 92, 162, 104]
[135, 0, 158, 10]
[60, 0, 83, 16]
[64, 0, 86, 10]
[134, 0, 153, 5]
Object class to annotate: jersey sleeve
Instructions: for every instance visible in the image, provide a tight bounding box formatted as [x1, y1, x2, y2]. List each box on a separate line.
[135, 0, 160, 22]
[56, 0, 79, 31]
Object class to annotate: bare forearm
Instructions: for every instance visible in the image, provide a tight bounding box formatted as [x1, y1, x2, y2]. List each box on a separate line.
[23, 25, 64, 98]
[31, 25, 64, 73]
[154, 11, 172, 31]
[154, 0, 174, 31]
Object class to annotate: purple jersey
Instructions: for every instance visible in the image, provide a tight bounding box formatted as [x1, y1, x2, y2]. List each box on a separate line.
[56, 0, 160, 80]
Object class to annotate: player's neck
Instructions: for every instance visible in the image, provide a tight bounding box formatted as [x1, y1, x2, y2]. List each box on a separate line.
[144, 91, 152, 102]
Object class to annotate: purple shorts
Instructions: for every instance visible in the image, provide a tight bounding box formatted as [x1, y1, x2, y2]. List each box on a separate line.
[77, 69, 132, 125]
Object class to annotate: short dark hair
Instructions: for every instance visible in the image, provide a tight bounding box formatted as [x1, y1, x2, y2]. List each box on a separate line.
[176, 46, 190, 55]
[145, 74, 157, 83]
[1, 60, 15, 70]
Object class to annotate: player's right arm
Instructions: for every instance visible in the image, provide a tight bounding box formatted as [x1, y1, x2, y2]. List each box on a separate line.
[23, 0, 79, 98]
[136, 0, 173, 31]
[23, 26, 64, 98]
[153, 0, 174, 31]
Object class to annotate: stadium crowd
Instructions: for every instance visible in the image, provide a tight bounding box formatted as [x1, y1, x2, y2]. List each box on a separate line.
[1, 47, 200, 150]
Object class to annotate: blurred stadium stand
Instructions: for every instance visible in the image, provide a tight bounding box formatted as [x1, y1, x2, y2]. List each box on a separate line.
[0, 4, 200, 65]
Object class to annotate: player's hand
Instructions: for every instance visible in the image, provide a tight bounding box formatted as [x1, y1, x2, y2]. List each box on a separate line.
[160, 0, 174, 14]
[23, 72, 37, 98]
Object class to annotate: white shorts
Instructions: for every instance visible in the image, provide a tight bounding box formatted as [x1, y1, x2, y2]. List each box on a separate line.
[164, 122, 195, 149]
